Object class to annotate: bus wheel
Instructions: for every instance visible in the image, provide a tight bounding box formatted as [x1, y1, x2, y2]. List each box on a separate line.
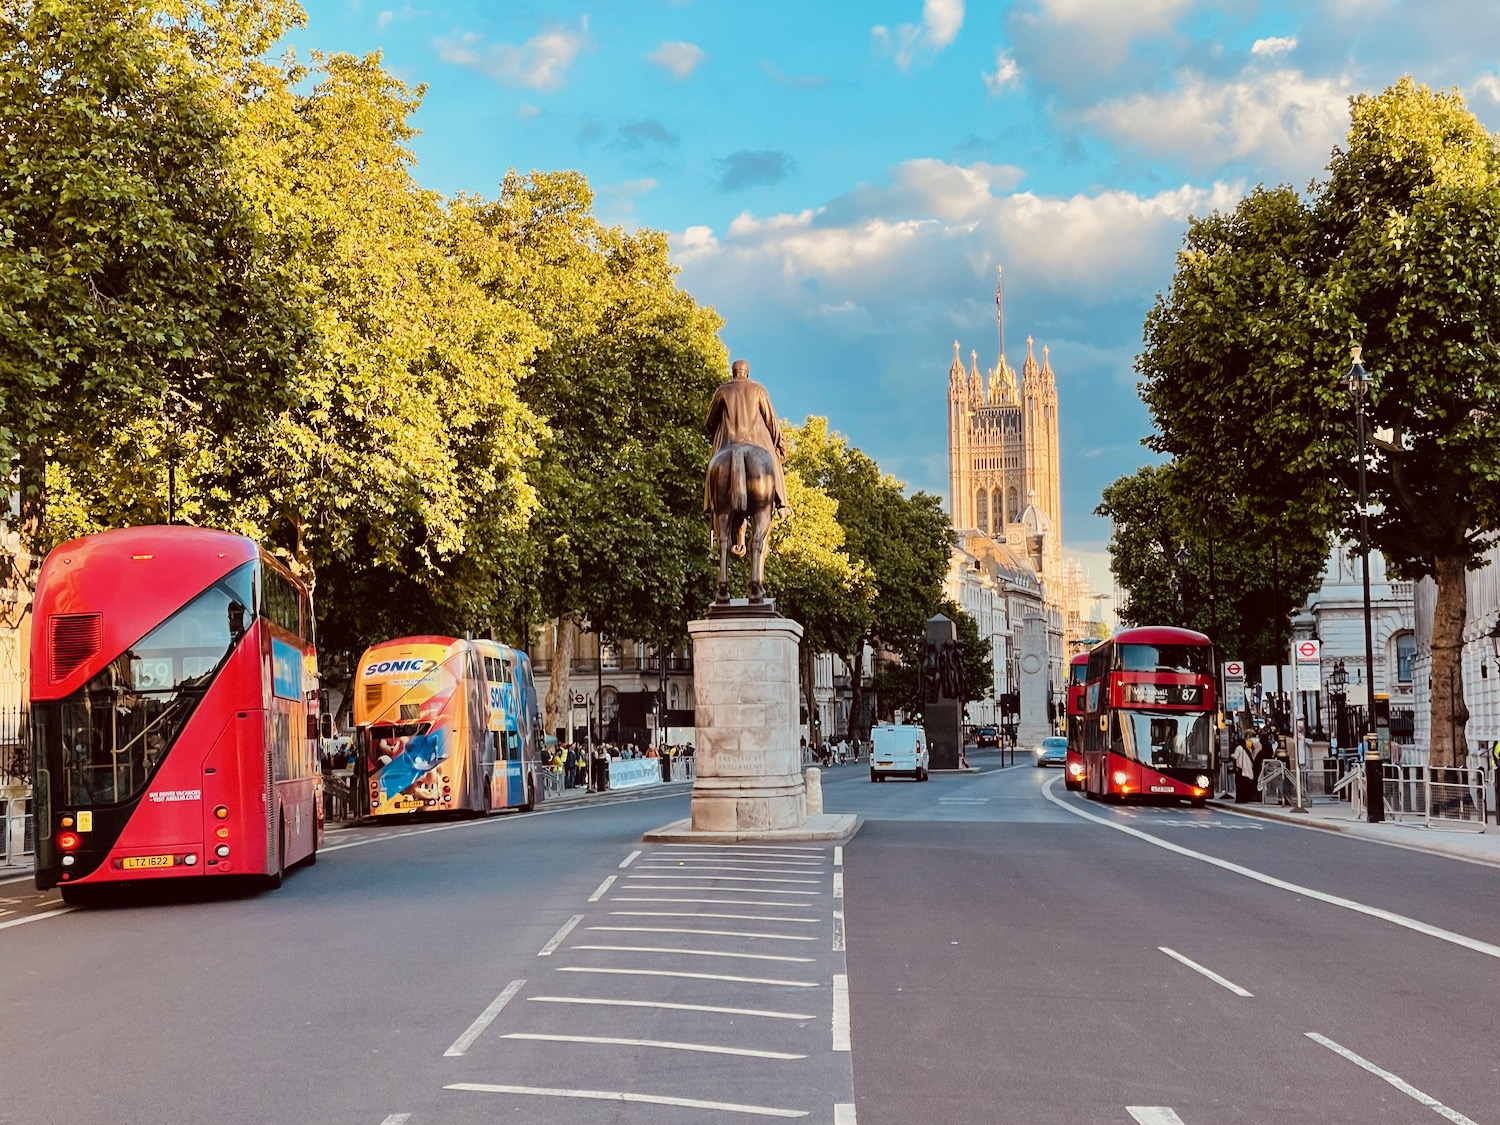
[518, 776, 535, 813]
[266, 819, 285, 890]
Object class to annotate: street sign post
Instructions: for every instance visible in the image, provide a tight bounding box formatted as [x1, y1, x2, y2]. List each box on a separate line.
[1222, 660, 1246, 713]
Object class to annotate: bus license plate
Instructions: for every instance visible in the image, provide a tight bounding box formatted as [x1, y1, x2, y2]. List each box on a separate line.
[122, 855, 175, 869]
[1150, 785, 1175, 793]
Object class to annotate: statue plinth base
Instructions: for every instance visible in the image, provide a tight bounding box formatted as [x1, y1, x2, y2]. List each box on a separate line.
[642, 612, 860, 844]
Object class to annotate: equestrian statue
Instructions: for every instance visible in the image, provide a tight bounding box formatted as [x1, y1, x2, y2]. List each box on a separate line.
[703, 358, 790, 604]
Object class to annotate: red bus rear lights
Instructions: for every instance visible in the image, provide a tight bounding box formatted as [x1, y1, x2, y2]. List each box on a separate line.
[58, 832, 80, 850]
[215, 845, 230, 858]
[215, 826, 230, 839]
[214, 805, 229, 820]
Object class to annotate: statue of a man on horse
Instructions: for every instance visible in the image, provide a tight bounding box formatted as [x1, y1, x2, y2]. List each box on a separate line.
[703, 359, 790, 604]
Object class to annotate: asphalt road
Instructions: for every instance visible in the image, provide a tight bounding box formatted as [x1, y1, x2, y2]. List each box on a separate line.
[2, 749, 1496, 1125]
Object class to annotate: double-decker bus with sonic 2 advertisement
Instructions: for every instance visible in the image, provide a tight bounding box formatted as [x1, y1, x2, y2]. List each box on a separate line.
[1065, 651, 1089, 791]
[1080, 626, 1217, 807]
[354, 636, 542, 817]
[474, 639, 545, 813]
[31, 526, 323, 903]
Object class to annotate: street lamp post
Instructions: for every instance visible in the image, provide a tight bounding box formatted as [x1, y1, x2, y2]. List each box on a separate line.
[1346, 347, 1383, 823]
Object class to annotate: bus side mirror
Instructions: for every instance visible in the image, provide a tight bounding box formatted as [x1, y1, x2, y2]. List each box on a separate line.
[320, 714, 334, 739]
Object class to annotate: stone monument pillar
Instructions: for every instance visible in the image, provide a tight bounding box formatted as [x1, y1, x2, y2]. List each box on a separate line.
[922, 614, 964, 769]
[1018, 611, 1052, 747]
[687, 609, 806, 832]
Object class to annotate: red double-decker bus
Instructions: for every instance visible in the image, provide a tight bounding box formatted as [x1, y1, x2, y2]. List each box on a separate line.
[31, 526, 323, 902]
[1064, 652, 1089, 791]
[1080, 626, 1216, 806]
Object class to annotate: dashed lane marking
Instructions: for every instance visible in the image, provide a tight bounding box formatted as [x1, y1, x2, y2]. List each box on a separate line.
[528, 995, 816, 1020]
[537, 915, 584, 956]
[587, 876, 616, 902]
[833, 872, 844, 899]
[619, 850, 641, 868]
[572, 943, 814, 963]
[833, 910, 846, 952]
[556, 966, 818, 988]
[832, 974, 850, 1051]
[636, 863, 827, 874]
[587, 925, 818, 941]
[1159, 947, 1253, 997]
[1306, 1033, 1480, 1125]
[444, 979, 525, 1057]
[1126, 1109, 1185, 1125]
[378, 1114, 411, 1125]
[1043, 777, 1500, 962]
[661, 843, 824, 852]
[611, 895, 822, 905]
[501, 1032, 807, 1060]
[835, 1105, 857, 1124]
[834, 846, 843, 867]
[445, 1083, 809, 1118]
[620, 885, 824, 895]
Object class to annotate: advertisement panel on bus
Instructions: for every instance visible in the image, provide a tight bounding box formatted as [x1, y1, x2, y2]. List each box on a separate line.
[473, 639, 543, 813]
[1080, 626, 1217, 806]
[30, 526, 321, 902]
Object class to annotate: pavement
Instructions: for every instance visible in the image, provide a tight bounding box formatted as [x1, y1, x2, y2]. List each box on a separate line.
[1208, 792, 1500, 868]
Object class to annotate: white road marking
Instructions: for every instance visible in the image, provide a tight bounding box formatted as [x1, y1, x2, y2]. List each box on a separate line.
[445, 1082, 808, 1118]
[647, 853, 826, 864]
[611, 911, 818, 923]
[587, 925, 817, 941]
[1159, 947, 1253, 997]
[573, 943, 814, 963]
[537, 915, 585, 957]
[0, 909, 12, 917]
[1043, 778, 1500, 961]
[1126, 1109, 1185, 1125]
[0, 907, 75, 930]
[612, 895, 821, 906]
[832, 973, 851, 1051]
[628, 874, 822, 884]
[0, 874, 35, 886]
[662, 843, 823, 852]
[379, 1115, 412, 1125]
[557, 966, 817, 987]
[501, 1031, 807, 1060]
[834, 846, 843, 867]
[835, 1104, 857, 1125]
[833, 872, 844, 899]
[443, 979, 525, 1057]
[1306, 1033, 1479, 1125]
[528, 995, 815, 1020]
[587, 875, 616, 902]
[621, 885, 824, 895]
[619, 850, 641, 868]
[636, 863, 826, 875]
[937, 797, 989, 803]
[833, 909, 846, 952]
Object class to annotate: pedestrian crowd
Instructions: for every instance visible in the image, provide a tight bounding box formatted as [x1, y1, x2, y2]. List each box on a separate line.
[800, 735, 866, 768]
[546, 741, 695, 791]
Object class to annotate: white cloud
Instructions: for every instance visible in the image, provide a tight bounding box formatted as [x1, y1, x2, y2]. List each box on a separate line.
[873, 0, 965, 70]
[649, 40, 706, 79]
[1079, 67, 1350, 177]
[1474, 73, 1500, 102]
[435, 18, 590, 91]
[1251, 35, 1298, 57]
[983, 50, 1020, 94]
[1007, 0, 1192, 94]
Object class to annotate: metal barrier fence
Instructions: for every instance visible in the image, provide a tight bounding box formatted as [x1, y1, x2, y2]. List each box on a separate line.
[1, 705, 29, 788]
[1333, 762, 1488, 831]
[0, 795, 34, 866]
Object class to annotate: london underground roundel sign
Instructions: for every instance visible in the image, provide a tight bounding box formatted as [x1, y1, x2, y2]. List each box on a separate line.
[1224, 661, 1244, 678]
[1296, 640, 1320, 661]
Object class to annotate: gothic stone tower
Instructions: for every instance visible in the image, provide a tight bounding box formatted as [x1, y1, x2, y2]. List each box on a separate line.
[947, 266, 1062, 545]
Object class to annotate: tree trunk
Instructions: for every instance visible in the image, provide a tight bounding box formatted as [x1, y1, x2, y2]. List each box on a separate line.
[846, 645, 866, 739]
[1428, 554, 1469, 770]
[804, 648, 818, 750]
[544, 618, 577, 739]
[4, 442, 47, 631]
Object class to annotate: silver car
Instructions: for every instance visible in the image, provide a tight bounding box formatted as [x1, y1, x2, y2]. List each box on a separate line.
[1034, 736, 1068, 767]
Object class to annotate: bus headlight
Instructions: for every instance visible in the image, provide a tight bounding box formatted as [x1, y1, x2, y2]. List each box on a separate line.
[1196, 775, 1211, 788]
[1111, 770, 1128, 786]
[1068, 762, 1084, 777]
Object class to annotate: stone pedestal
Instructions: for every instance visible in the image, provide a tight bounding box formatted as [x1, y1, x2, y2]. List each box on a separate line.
[687, 610, 807, 832]
[1018, 611, 1052, 747]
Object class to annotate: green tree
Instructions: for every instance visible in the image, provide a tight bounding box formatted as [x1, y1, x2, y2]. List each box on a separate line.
[1140, 78, 1500, 766]
[870, 601, 992, 723]
[765, 470, 875, 741]
[786, 417, 953, 733]
[1097, 464, 1327, 677]
[467, 172, 726, 729]
[0, 0, 309, 615]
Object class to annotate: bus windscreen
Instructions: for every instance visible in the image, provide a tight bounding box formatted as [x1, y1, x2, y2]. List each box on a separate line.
[1115, 710, 1214, 770]
[1117, 643, 1213, 676]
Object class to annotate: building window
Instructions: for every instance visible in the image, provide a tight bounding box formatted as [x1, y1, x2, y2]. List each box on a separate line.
[977, 490, 988, 534]
[1007, 487, 1018, 523]
[1395, 633, 1415, 684]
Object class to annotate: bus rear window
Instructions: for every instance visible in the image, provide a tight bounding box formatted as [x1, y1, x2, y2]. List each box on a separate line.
[1117, 643, 1211, 675]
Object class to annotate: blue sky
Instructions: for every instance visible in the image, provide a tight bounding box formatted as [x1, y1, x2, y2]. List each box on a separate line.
[292, 1, 1500, 594]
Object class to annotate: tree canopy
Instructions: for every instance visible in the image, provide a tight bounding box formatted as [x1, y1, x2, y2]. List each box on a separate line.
[1138, 78, 1500, 764]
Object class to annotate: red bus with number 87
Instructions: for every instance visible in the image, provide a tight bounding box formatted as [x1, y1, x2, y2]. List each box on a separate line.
[31, 526, 322, 903]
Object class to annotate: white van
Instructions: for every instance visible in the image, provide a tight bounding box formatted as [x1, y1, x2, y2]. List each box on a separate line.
[870, 723, 929, 782]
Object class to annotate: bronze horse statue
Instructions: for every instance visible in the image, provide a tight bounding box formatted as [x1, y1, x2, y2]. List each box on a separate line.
[706, 441, 778, 603]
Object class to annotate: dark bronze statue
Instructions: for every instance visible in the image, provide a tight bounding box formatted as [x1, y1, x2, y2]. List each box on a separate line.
[704, 359, 789, 604]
